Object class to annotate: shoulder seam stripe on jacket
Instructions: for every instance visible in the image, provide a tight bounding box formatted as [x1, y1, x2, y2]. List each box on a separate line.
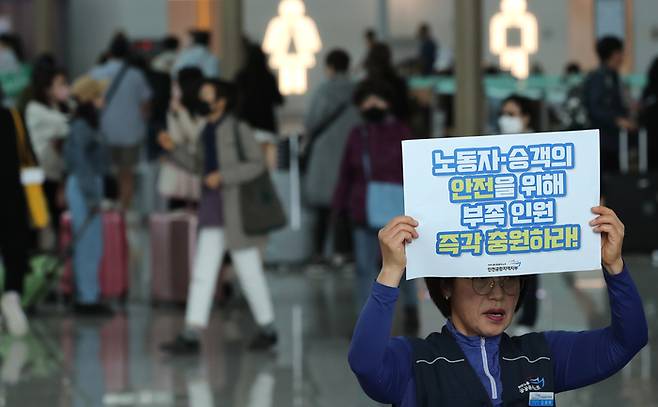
[416, 357, 465, 365]
[502, 356, 551, 363]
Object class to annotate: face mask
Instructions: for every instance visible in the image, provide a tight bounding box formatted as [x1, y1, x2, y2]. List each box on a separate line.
[361, 107, 388, 123]
[498, 115, 524, 134]
[197, 101, 212, 116]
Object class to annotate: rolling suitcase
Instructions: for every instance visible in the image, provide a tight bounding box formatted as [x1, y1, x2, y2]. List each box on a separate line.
[60, 210, 129, 299]
[604, 129, 658, 253]
[149, 212, 197, 303]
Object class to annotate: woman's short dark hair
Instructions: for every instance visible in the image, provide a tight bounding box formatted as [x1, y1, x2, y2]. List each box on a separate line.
[502, 94, 533, 117]
[177, 67, 204, 114]
[501, 93, 537, 129]
[203, 78, 236, 112]
[425, 276, 529, 319]
[596, 36, 624, 63]
[353, 79, 394, 106]
[326, 49, 350, 73]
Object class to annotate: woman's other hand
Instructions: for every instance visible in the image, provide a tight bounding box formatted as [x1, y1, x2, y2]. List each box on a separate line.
[590, 206, 625, 275]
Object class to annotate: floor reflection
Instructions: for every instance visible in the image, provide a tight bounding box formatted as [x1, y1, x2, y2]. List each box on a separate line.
[0, 255, 656, 406]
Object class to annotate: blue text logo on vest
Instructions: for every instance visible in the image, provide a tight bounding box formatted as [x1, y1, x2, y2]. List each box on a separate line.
[518, 377, 545, 394]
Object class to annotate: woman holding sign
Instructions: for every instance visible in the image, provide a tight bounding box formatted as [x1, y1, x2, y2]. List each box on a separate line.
[348, 207, 647, 406]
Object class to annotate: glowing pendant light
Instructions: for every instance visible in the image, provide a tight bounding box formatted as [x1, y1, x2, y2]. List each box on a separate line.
[263, 0, 322, 95]
[489, 0, 538, 79]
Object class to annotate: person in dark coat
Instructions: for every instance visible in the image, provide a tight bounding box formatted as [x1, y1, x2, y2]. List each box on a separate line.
[0, 105, 31, 336]
[363, 42, 410, 123]
[234, 42, 284, 134]
[583, 36, 635, 173]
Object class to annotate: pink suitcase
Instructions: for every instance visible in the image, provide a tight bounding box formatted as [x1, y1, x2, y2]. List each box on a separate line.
[150, 212, 197, 303]
[60, 210, 129, 299]
[98, 211, 129, 298]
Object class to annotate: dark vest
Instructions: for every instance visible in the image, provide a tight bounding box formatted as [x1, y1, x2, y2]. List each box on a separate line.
[409, 327, 555, 407]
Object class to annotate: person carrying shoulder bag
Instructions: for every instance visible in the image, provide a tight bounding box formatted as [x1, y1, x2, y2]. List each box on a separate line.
[159, 79, 284, 354]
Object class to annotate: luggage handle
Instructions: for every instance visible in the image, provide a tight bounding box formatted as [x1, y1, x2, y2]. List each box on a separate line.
[619, 128, 649, 175]
[289, 133, 301, 231]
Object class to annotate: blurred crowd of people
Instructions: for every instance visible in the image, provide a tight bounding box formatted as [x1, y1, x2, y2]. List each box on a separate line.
[0, 23, 440, 347]
[0, 21, 656, 358]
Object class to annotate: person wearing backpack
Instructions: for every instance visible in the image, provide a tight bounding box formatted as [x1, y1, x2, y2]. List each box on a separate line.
[303, 49, 361, 262]
[332, 79, 420, 335]
[90, 33, 152, 211]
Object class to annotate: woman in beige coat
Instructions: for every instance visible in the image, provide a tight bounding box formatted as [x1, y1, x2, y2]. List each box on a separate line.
[159, 79, 277, 354]
[157, 67, 204, 208]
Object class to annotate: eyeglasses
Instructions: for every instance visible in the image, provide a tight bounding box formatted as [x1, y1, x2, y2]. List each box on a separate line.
[470, 276, 522, 296]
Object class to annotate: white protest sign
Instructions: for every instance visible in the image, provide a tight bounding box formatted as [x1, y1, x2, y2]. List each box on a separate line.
[402, 130, 601, 279]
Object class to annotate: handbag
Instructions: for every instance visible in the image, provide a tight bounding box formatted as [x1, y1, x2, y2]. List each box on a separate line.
[361, 127, 404, 229]
[10, 108, 50, 229]
[233, 121, 287, 235]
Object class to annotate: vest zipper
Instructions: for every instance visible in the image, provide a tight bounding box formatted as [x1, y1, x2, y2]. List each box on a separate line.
[480, 337, 498, 399]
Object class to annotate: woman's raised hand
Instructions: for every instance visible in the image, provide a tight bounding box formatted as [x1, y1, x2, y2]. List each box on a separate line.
[377, 216, 419, 288]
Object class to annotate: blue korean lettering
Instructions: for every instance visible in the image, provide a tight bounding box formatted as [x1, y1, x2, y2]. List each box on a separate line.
[519, 171, 567, 199]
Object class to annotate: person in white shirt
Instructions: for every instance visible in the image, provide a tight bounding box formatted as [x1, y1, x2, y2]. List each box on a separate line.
[25, 64, 71, 240]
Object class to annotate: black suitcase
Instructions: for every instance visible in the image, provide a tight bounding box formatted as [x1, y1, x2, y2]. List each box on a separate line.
[604, 173, 658, 252]
[603, 129, 658, 253]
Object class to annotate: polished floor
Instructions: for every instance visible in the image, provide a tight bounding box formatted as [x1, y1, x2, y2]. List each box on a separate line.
[1, 233, 657, 406]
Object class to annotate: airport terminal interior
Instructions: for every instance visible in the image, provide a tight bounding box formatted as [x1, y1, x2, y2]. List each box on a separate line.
[0, 0, 657, 406]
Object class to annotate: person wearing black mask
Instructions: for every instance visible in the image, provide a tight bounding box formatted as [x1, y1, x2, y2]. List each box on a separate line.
[159, 79, 278, 354]
[332, 80, 420, 335]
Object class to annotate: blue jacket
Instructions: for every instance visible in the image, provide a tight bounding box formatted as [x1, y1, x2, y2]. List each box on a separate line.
[347, 265, 648, 406]
[64, 119, 108, 207]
